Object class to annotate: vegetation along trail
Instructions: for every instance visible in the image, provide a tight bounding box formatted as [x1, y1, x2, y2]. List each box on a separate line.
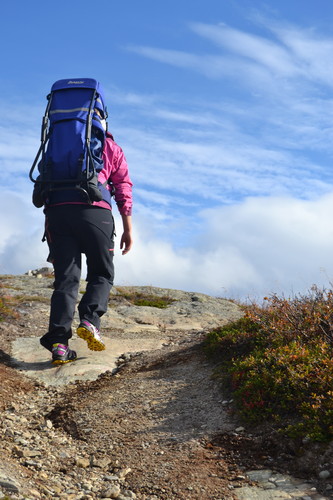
[0, 273, 331, 498]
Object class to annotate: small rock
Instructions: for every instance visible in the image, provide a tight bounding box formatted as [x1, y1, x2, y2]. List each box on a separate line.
[45, 419, 53, 429]
[24, 459, 39, 467]
[117, 467, 132, 479]
[81, 482, 93, 491]
[101, 484, 121, 498]
[12, 445, 24, 457]
[0, 477, 19, 493]
[319, 470, 331, 479]
[75, 457, 91, 468]
[28, 488, 42, 498]
[121, 491, 137, 499]
[92, 457, 111, 468]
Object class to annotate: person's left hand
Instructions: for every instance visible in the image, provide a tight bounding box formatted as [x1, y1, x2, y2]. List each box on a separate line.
[120, 230, 133, 255]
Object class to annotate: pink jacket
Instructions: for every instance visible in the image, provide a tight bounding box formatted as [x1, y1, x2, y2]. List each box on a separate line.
[93, 133, 133, 216]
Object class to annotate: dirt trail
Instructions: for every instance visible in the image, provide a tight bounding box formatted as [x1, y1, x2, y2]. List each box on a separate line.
[0, 274, 330, 499]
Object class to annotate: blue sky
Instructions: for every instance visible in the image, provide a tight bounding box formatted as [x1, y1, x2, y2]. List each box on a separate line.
[2, 0, 333, 300]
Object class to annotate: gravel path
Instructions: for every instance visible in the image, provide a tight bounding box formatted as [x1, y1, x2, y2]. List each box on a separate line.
[0, 273, 331, 499]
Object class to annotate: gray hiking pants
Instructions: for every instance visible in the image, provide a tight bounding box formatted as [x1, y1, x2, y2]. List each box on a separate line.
[40, 205, 114, 351]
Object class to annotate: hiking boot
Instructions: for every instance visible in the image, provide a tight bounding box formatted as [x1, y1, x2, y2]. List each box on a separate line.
[51, 343, 77, 365]
[77, 320, 105, 351]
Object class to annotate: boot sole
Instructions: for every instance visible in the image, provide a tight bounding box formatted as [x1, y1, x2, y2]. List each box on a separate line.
[77, 326, 105, 351]
[52, 358, 76, 365]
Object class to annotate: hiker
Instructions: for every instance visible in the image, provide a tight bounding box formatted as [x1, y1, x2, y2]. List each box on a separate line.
[30, 79, 133, 364]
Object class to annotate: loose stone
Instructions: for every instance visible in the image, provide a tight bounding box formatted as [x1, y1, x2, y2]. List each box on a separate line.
[75, 457, 91, 468]
[101, 484, 121, 498]
[319, 470, 331, 479]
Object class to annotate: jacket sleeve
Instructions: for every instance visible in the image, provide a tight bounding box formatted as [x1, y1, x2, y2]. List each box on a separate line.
[102, 136, 133, 216]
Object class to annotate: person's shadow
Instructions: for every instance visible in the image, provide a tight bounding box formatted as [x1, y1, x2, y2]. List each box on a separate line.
[0, 348, 86, 371]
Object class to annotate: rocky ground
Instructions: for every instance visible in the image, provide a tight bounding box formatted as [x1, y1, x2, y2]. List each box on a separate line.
[0, 273, 333, 499]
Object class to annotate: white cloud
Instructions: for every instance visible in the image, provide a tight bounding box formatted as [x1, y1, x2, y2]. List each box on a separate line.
[127, 19, 333, 102]
[118, 22, 333, 212]
[267, 23, 333, 86]
[0, 191, 46, 274]
[113, 193, 333, 300]
[127, 44, 274, 85]
[190, 22, 300, 77]
[120, 123, 332, 209]
[2, 190, 333, 302]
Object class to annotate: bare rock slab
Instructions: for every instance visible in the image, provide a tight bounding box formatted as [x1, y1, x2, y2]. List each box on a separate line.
[106, 286, 243, 333]
[11, 336, 165, 387]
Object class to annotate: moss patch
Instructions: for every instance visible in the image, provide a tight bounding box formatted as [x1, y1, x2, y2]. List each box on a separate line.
[115, 288, 176, 309]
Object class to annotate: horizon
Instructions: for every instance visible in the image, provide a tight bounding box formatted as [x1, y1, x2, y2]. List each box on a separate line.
[2, 0, 333, 300]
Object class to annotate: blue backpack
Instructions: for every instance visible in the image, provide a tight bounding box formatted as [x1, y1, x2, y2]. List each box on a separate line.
[30, 78, 111, 207]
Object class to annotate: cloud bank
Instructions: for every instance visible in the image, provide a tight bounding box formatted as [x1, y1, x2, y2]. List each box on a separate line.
[2, 191, 331, 301]
[113, 192, 333, 300]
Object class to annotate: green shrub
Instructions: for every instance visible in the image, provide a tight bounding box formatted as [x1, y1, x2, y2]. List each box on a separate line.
[205, 317, 264, 358]
[206, 286, 333, 442]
